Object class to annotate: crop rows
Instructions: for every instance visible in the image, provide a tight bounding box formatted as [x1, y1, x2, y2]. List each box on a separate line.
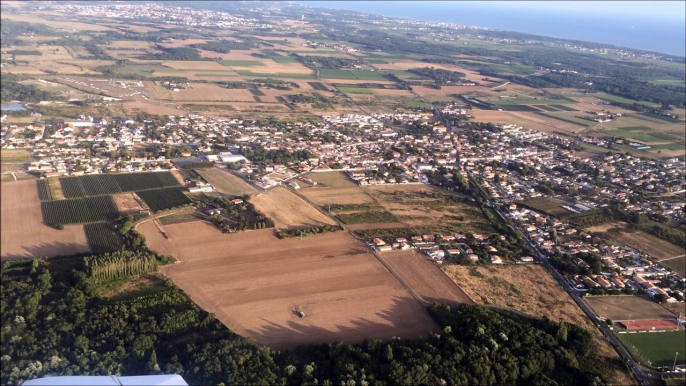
[36, 180, 52, 201]
[60, 172, 180, 198]
[42, 196, 119, 225]
[135, 187, 192, 212]
[85, 223, 122, 254]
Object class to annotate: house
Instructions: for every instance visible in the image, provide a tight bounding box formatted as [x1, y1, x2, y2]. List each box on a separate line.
[520, 256, 534, 262]
[378, 245, 393, 252]
[422, 234, 435, 242]
[373, 238, 386, 246]
[231, 198, 244, 205]
[490, 255, 503, 264]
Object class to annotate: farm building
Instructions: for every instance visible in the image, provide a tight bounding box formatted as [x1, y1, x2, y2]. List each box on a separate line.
[220, 154, 248, 163]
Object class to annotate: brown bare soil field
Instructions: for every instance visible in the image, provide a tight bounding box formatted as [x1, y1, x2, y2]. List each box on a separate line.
[170, 170, 186, 185]
[468, 109, 586, 134]
[231, 62, 314, 74]
[113, 192, 148, 214]
[139, 224, 439, 349]
[122, 101, 187, 116]
[2, 13, 115, 31]
[168, 84, 255, 102]
[195, 168, 258, 196]
[301, 186, 375, 205]
[346, 222, 410, 231]
[584, 296, 676, 321]
[412, 85, 493, 98]
[442, 263, 634, 384]
[251, 186, 337, 229]
[1, 180, 90, 259]
[161, 61, 230, 71]
[381, 251, 475, 306]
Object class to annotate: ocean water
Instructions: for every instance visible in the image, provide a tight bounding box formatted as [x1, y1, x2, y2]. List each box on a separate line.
[301, 1, 686, 57]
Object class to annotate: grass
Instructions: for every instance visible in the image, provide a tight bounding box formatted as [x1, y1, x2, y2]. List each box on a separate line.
[500, 104, 541, 112]
[536, 105, 561, 112]
[337, 210, 399, 225]
[319, 68, 357, 79]
[159, 212, 200, 224]
[0, 149, 31, 162]
[618, 330, 686, 367]
[348, 70, 389, 81]
[495, 98, 573, 105]
[337, 86, 374, 94]
[235, 70, 315, 79]
[308, 82, 329, 91]
[595, 93, 660, 107]
[519, 197, 574, 217]
[535, 112, 591, 127]
[605, 130, 666, 143]
[551, 104, 578, 111]
[217, 60, 265, 67]
[658, 256, 685, 276]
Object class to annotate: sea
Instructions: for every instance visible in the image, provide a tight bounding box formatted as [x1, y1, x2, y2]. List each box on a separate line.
[300, 1, 686, 57]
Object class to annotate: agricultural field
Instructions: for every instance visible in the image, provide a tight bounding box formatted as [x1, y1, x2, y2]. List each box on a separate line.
[195, 168, 258, 196]
[42, 196, 119, 225]
[366, 185, 495, 234]
[467, 109, 588, 134]
[135, 187, 192, 212]
[1, 180, 91, 259]
[218, 60, 265, 67]
[251, 186, 337, 229]
[138, 223, 439, 349]
[336, 87, 373, 94]
[597, 224, 685, 261]
[661, 256, 685, 276]
[166, 84, 256, 102]
[379, 250, 474, 306]
[519, 196, 574, 217]
[36, 179, 53, 201]
[59, 172, 180, 198]
[304, 171, 357, 188]
[617, 331, 685, 368]
[84, 222, 122, 254]
[0, 149, 31, 162]
[112, 192, 149, 214]
[301, 186, 375, 205]
[584, 296, 677, 321]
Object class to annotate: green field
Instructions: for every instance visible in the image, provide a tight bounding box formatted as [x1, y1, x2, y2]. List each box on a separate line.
[269, 54, 297, 63]
[347, 70, 389, 81]
[495, 98, 573, 105]
[319, 68, 357, 79]
[595, 93, 661, 107]
[534, 112, 591, 127]
[605, 129, 666, 143]
[550, 104, 578, 111]
[113, 63, 182, 76]
[619, 330, 686, 367]
[337, 86, 373, 94]
[218, 60, 265, 67]
[500, 104, 541, 112]
[235, 70, 315, 79]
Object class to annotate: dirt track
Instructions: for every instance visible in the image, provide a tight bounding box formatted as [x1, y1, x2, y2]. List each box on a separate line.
[1, 180, 90, 259]
[140, 222, 439, 349]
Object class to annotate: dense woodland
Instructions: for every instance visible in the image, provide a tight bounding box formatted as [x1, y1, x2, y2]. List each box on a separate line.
[190, 39, 256, 53]
[1, 256, 617, 385]
[138, 46, 207, 61]
[407, 67, 466, 85]
[1, 74, 62, 102]
[298, 56, 360, 69]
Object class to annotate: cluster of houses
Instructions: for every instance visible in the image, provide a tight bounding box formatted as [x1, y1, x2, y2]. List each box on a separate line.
[507, 205, 684, 303]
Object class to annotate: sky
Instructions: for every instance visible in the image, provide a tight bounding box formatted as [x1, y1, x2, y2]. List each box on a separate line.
[465, 1, 686, 21]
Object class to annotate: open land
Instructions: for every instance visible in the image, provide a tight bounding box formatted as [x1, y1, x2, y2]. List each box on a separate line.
[442, 263, 633, 384]
[301, 186, 376, 205]
[587, 222, 685, 260]
[251, 186, 338, 229]
[1, 180, 91, 259]
[112, 192, 148, 214]
[584, 296, 678, 321]
[137, 223, 439, 349]
[195, 168, 258, 196]
[379, 250, 474, 306]
[303, 171, 357, 188]
[366, 185, 495, 234]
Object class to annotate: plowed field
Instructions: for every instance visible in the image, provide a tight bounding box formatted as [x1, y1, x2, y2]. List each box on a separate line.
[138, 222, 438, 349]
[379, 251, 474, 306]
[1, 180, 90, 259]
[251, 186, 337, 229]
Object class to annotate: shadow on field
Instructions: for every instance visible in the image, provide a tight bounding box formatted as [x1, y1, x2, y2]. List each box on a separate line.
[245, 295, 439, 350]
[1, 240, 89, 261]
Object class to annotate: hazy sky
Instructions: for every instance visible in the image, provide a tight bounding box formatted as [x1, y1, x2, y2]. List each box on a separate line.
[473, 1, 686, 20]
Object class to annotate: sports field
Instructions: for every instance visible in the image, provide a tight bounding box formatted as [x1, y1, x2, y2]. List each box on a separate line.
[618, 330, 685, 367]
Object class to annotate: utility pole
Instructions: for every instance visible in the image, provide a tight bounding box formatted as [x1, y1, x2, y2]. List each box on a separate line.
[673, 352, 679, 371]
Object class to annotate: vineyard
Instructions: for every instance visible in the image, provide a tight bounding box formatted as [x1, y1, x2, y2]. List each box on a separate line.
[36, 179, 52, 201]
[83, 250, 158, 281]
[42, 196, 119, 225]
[60, 172, 181, 198]
[136, 187, 192, 212]
[85, 223, 122, 254]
